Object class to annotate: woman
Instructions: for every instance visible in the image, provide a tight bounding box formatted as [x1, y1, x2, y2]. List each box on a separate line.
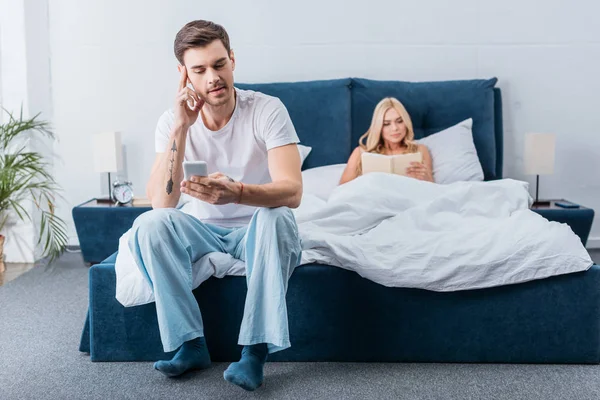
[339, 97, 433, 184]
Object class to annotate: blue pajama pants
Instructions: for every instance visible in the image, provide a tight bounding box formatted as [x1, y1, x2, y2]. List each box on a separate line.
[127, 206, 302, 354]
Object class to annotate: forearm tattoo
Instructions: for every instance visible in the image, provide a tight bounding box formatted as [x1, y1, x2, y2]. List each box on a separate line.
[166, 140, 176, 194]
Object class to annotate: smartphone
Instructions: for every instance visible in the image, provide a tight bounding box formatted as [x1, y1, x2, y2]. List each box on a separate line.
[555, 200, 580, 209]
[183, 161, 208, 180]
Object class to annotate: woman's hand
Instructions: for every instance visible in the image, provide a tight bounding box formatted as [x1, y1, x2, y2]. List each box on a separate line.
[406, 161, 433, 182]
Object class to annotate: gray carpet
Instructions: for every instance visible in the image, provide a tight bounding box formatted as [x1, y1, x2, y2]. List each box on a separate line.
[2, 252, 600, 400]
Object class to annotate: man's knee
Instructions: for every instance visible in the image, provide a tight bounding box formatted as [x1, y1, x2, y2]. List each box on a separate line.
[254, 207, 296, 229]
[132, 208, 183, 242]
[134, 208, 181, 227]
[252, 207, 302, 267]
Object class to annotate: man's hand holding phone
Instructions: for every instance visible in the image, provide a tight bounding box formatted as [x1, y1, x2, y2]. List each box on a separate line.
[181, 171, 243, 205]
[175, 67, 204, 129]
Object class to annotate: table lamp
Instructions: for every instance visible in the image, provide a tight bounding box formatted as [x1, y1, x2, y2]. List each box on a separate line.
[92, 131, 123, 203]
[524, 133, 556, 206]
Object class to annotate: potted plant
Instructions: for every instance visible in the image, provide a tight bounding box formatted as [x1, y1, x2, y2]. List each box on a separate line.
[0, 108, 67, 266]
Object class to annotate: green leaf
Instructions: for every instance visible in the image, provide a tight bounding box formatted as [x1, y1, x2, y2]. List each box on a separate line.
[0, 107, 66, 262]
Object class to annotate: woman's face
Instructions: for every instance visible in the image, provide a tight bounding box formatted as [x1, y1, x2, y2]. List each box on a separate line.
[381, 107, 408, 146]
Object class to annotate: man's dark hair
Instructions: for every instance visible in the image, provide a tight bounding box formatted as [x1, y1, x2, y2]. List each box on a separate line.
[174, 20, 231, 64]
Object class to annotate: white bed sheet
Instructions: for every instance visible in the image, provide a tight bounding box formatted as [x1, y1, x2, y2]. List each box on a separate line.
[114, 173, 592, 307]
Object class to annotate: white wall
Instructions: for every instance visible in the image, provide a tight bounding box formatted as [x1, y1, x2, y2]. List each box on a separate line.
[48, 0, 600, 247]
[0, 0, 52, 262]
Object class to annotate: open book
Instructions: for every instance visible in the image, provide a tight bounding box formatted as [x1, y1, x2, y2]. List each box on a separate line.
[361, 151, 423, 176]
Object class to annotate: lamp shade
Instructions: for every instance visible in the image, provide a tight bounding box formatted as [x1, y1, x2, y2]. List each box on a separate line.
[92, 131, 123, 173]
[524, 133, 555, 175]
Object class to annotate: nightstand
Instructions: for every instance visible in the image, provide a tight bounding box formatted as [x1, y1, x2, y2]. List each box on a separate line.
[72, 198, 152, 264]
[531, 199, 595, 246]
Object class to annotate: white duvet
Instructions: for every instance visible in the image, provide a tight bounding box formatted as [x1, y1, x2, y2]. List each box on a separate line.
[115, 173, 593, 307]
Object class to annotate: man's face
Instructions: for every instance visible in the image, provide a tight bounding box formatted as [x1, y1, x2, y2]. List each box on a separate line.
[181, 40, 235, 107]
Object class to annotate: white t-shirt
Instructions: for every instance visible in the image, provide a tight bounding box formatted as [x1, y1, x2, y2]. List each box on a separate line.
[155, 88, 299, 227]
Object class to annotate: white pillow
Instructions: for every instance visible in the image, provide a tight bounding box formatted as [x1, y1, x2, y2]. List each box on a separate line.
[301, 163, 347, 201]
[298, 144, 312, 165]
[416, 118, 484, 184]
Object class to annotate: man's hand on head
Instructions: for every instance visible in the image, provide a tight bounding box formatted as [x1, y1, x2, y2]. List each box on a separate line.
[174, 66, 205, 130]
[180, 172, 241, 205]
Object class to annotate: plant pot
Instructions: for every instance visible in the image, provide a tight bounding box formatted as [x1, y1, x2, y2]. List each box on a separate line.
[0, 234, 5, 273]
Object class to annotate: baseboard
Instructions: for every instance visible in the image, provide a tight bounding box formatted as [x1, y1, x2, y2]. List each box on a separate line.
[68, 235, 80, 247]
[587, 237, 600, 249]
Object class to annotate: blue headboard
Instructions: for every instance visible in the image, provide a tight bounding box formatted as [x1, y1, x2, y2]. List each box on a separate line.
[237, 78, 352, 170]
[237, 77, 502, 180]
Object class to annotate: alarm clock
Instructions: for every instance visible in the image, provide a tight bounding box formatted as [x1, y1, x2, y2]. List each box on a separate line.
[111, 180, 134, 205]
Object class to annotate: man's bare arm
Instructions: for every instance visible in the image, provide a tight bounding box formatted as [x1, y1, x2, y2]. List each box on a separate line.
[146, 65, 203, 209]
[146, 125, 188, 208]
[180, 143, 303, 209]
[239, 143, 303, 208]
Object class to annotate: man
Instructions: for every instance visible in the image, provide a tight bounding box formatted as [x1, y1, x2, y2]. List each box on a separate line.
[131, 19, 303, 391]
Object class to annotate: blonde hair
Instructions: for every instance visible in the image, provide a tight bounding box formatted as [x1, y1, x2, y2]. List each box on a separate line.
[356, 97, 419, 175]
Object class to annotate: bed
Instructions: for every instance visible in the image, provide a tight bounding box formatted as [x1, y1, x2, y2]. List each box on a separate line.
[79, 77, 600, 363]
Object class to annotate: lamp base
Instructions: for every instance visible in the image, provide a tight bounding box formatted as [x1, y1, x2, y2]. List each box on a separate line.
[532, 175, 551, 207]
[95, 172, 114, 204]
[532, 199, 551, 207]
[95, 197, 114, 204]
